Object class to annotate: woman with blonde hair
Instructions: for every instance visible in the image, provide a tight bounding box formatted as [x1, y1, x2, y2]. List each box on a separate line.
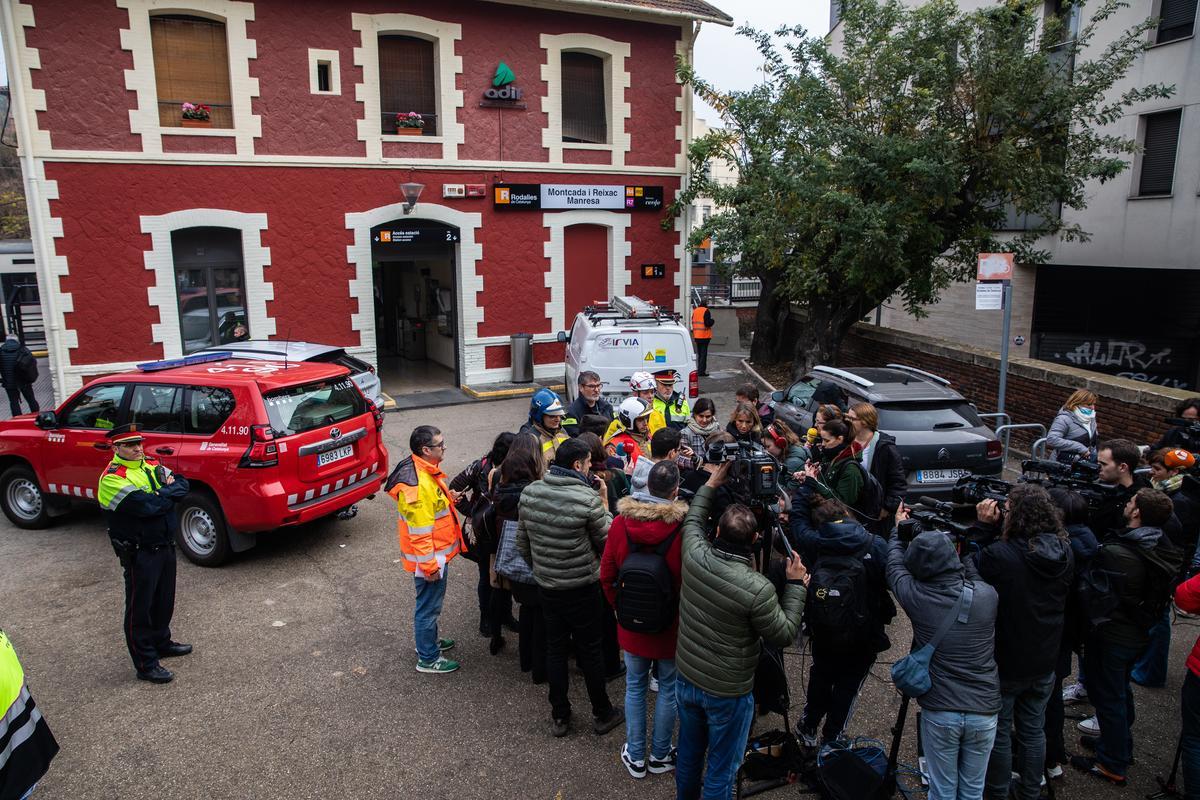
[846, 402, 908, 536]
[726, 401, 762, 443]
[1047, 389, 1098, 463]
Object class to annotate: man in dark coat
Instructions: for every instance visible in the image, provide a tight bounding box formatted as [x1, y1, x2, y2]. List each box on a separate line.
[562, 371, 613, 437]
[0, 332, 38, 417]
[971, 485, 1074, 800]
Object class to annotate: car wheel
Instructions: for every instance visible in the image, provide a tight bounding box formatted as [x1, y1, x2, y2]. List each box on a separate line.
[175, 491, 231, 567]
[0, 465, 50, 529]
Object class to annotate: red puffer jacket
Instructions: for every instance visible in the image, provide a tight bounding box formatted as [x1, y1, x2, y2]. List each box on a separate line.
[1175, 572, 1200, 677]
[600, 494, 688, 660]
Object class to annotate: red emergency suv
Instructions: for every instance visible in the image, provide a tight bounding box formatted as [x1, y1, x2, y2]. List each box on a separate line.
[0, 353, 388, 566]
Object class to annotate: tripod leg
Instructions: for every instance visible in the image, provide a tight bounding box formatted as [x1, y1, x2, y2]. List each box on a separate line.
[884, 694, 911, 798]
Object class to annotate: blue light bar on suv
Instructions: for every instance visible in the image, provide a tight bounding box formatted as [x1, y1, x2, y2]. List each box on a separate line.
[136, 352, 233, 372]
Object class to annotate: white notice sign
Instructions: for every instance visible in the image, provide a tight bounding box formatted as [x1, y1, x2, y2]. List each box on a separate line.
[540, 184, 625, 209]
[976, 283, 1003, 310]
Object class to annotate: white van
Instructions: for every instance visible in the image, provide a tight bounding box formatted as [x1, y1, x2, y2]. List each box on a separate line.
[557, 296, 698, 406]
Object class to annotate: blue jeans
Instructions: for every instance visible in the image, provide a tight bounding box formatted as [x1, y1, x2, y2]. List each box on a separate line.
[625, 654, 677, 762]
[1132, 608, 1171, 687]
[675, 675, 755, 800]
[920, 709, 998, 800]
[986, 673, 1054, 800]
[1084, 635, 1140, 775]
[1182, 671, 1200, 800]
[413, 565, 449, 663]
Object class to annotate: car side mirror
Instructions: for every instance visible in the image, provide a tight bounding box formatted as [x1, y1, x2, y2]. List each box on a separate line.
[771, 391, 784, 402]
[556, 330, 569, 344]
[34, 411, 57, 429]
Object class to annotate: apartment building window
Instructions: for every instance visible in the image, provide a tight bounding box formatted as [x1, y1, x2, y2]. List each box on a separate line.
[561, 52, 607, 144]
[378, 34, 437, 136]
[1137, 109, 1182, 196]
[150, 14, 233, 128]
[1156, 0, 1196, 43]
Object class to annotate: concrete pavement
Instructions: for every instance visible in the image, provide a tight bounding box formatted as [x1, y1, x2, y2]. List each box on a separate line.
[0, 365, 1190, 799]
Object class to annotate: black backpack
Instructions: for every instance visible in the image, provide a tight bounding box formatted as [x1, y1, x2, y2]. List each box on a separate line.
[615, 524, 680, 634]
[806, 541, 872, 645]
[1128, 539, 1184, 631]
[849, 461, 884, 521]
[16, 348, 36, 383]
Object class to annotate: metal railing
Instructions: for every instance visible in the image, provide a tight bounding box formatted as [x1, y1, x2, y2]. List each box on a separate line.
[993, 423, 1047, 466]
[693, 277, 761, 305]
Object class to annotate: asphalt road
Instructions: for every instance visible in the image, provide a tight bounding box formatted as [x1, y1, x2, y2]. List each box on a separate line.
[0, 356, 1191, 799]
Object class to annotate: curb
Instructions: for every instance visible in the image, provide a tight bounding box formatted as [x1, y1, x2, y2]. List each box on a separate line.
[739, 359, 777, 393]
[460, 382, 565, 400]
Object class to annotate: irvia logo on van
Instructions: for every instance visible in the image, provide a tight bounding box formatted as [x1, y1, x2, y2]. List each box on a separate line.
[483, 61, 523, 102]
[597, 336, 639, 349]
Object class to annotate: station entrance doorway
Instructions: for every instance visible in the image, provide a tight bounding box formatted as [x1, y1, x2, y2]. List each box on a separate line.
[371, 220, 460, 397]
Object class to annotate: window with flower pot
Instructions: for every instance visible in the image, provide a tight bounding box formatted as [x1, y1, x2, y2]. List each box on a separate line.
[172, 227, 249, 353]
[150, 14, 233, 129]
[378, 34, 437, 136]
[561, 52, 607, 144]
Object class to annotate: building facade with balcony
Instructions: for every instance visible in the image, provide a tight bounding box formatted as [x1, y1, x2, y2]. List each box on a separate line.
[1, 0, 731, 400]
[831, 0, 1200, 391]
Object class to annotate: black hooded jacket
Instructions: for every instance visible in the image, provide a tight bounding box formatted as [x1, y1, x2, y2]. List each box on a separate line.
[970, 531, 1074, 681]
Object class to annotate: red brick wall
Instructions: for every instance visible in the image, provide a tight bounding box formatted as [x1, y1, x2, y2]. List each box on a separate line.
[838, 324, 1192, 451]
[24, 0, 684, 166]
[42, 162, 679, 366]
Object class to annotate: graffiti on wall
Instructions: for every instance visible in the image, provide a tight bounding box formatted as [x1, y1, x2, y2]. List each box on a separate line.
[1038, 334, 1194, 390]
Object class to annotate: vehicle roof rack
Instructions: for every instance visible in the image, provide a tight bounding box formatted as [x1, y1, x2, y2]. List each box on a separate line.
[136, 351, 232, 372]
[582, 295, 680, 326]
[885, 363, 952, 386]
[812, 365, 874, 390]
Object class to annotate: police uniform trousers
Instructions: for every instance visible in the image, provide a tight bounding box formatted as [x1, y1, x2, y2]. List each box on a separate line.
[121, 544, 177, 672]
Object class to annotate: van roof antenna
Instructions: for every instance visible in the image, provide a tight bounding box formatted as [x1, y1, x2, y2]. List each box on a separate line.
[284, 327, 292, 370]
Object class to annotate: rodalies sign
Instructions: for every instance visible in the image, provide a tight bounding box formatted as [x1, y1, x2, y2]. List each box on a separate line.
[493, 183, 664, 211]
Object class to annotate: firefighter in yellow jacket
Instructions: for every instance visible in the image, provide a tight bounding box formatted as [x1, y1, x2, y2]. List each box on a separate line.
[386, 424, 463, 674]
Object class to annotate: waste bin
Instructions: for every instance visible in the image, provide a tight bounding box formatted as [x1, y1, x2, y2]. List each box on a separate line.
[510, 333, 533, 384]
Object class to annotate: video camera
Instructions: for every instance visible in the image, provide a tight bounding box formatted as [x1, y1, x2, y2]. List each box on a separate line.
[952, 475, 1012, 505]
[896, 495, 978, 552]
[1019, 458, 1120, 509]
[705, 439, 781, 502]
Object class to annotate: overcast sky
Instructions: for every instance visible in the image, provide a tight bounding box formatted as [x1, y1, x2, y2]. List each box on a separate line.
[692, 0, 829, 124]
[0, 0, 829, 128]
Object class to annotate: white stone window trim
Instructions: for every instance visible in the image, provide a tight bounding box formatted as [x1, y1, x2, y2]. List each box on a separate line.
[351, 13, 464, 162]
[117, 0, 262, 156]
[140, 208, 275, 359]
[542, 210, 632, 333]
[308, 48, 341, 96]
[345, 201, 482, 367]
[540, 33, 632, 167]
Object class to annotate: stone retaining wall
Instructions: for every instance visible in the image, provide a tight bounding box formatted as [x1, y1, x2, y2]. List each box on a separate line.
[838, 324, 1195, 451]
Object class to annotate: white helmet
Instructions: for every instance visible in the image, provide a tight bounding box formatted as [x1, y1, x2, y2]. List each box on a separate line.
[630, 371, 655, 392]
[617, 397, 652, 429]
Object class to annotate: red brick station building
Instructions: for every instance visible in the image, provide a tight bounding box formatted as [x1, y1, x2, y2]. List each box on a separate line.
[0, 0, 731, 400]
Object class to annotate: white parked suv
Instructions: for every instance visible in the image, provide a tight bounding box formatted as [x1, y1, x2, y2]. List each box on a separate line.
[557, 296, 698, 406]
[194, 340, 385, 409]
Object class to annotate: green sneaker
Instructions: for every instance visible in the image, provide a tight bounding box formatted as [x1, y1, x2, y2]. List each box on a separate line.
[437, 638, 455, 652]
[415, 656, 460, 674]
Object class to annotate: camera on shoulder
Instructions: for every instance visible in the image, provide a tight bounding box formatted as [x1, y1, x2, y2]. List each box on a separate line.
[705, 440, 780, 502]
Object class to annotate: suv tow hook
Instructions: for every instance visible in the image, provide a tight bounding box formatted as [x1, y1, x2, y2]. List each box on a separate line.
[336, 504, 359, 521]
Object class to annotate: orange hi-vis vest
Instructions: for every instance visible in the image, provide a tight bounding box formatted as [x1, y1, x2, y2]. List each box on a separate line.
[692, 306, 712, 339]
[387, 454, 462, 578]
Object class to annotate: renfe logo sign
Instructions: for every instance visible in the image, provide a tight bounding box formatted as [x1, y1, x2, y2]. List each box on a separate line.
[493, 183, 664, 211]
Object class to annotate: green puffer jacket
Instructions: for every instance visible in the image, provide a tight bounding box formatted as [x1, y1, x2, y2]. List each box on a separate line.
[676, 485, 806, 697]
[516, 466, 612, 590]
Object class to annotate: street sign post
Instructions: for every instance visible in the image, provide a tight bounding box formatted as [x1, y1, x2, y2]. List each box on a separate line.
[978, 253, 1016, 415]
